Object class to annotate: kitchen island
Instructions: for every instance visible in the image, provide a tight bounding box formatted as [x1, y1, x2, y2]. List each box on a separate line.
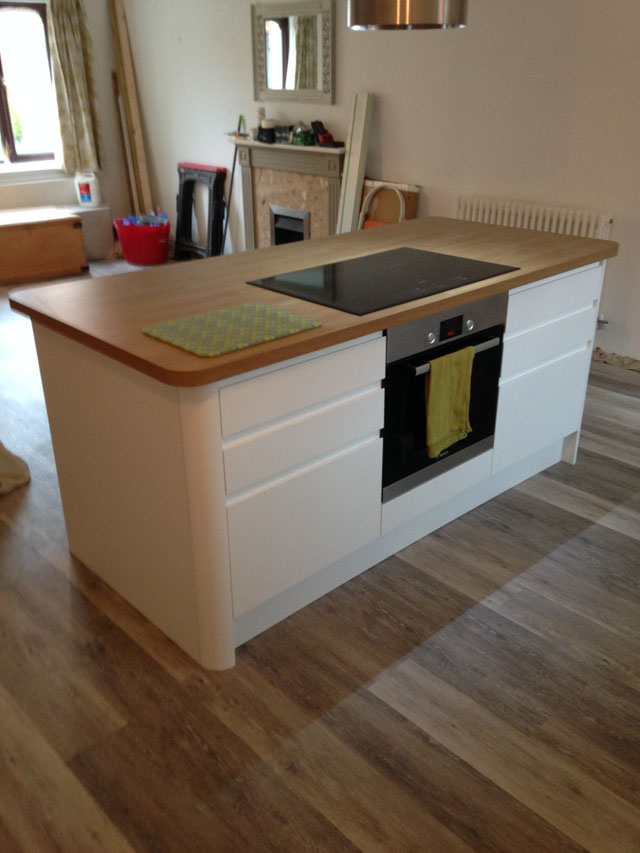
[10, 218, 618, 669]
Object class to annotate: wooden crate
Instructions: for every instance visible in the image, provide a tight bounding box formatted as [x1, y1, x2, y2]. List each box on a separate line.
[0, 207, 88, 286]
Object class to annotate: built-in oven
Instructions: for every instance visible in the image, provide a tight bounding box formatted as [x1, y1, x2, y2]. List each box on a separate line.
[382, 292, 507, 502]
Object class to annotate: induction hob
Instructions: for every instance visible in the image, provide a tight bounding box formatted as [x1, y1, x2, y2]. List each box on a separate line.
[247, 247, 519, 316]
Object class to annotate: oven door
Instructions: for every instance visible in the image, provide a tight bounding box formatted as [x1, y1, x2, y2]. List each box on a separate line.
[382, 325, 504, 502]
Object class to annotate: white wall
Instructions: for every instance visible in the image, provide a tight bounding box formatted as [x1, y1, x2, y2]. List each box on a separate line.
[122, 0, 638, 358]
[2, 0, 638, 358]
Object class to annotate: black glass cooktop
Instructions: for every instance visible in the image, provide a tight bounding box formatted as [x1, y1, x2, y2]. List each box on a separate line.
[248, 247, 519, 316]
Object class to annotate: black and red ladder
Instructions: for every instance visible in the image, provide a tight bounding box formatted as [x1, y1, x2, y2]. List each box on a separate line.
[174, 162, 227, 260]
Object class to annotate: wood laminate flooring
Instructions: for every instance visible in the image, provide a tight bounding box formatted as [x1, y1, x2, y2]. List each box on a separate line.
[1, 281, 639, 852]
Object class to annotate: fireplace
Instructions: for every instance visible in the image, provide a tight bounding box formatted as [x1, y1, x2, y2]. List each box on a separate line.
[270, 205, 310, 245]
[234, 140, 344, 250]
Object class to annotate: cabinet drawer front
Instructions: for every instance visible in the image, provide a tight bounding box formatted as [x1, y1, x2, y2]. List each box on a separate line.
[507, 265, 603, 335]
[492, 347, 591, 474]
[220, 337, 386, 437]
[228, 439, 382, 616]
[501, 304, 597, 378]
[223, 388, 384, 494]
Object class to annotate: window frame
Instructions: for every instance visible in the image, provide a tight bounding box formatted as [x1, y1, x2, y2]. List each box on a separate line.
[0, 0, 56, 163]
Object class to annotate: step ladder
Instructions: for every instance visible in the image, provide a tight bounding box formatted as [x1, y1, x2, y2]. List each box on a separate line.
[174, 162, 227, 260]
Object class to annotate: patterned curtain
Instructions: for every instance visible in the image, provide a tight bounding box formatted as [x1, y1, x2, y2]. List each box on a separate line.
[47, 0, 102, 172]
[294, 15, 317, 90]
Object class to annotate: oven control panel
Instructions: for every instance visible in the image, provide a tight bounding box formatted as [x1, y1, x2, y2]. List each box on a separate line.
[385, 292, 508, 363]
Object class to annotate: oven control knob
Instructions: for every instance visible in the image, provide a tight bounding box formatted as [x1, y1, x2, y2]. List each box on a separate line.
[426, 331, 437, 345]
[465, 318, 475, 332]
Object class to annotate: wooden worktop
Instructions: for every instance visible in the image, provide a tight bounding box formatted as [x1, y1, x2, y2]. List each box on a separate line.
[9, 217, 618, 387]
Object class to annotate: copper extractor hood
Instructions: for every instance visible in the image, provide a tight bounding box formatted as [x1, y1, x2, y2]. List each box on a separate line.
[347, 0, 468, 30]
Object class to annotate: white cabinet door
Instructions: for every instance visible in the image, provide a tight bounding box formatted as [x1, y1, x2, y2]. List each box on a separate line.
[492, 347, 591, 474]
[493, 264, 604, 474]
[227, 438, 382, 616]
[219, 337, 385, 436]
[501, 305, 597, 378]
[505, 264, 603, 334]
[223, 388, 384, 495]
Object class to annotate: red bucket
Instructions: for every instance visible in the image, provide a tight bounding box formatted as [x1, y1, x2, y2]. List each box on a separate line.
[114, 218, 170, 265]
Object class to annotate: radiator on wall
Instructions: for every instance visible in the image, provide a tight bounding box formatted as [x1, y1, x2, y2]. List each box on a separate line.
[456, 195, 613, 239]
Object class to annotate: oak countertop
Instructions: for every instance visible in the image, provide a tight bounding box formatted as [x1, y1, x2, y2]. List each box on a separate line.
[9, 217, 619, 387]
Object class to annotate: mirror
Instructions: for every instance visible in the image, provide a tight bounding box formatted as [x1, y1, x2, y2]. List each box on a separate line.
[251, 1, 334, 104]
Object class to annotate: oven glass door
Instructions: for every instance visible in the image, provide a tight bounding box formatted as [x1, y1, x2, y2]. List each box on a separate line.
[382, 325, 504, 502]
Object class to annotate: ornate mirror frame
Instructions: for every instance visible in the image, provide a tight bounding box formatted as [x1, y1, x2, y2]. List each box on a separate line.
[251, 0, 335, 104]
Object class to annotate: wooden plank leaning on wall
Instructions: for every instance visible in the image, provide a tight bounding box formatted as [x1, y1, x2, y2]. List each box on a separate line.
[108, 0, 154, 215]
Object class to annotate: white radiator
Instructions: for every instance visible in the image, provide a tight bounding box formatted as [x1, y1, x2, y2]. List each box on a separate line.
[456, 195, 613, 239]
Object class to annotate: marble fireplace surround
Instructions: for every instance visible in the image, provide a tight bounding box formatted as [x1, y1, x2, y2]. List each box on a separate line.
[235, 140, 345, 250]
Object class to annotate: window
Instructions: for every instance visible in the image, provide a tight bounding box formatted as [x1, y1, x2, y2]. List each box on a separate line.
[265, 18, 290, 91]
[0, 2, 62, 165]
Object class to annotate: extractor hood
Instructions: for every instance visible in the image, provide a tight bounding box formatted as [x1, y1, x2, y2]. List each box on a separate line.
[347, 0, 468, 30]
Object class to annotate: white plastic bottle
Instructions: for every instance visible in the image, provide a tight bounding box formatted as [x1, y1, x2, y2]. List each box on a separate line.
[74, 172, 101, 207]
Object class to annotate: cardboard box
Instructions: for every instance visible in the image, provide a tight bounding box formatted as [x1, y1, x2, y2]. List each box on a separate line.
[360, 179, 420, 225]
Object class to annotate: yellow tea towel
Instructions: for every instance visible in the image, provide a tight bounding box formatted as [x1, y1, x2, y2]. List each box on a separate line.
[425, 346, 475, 459]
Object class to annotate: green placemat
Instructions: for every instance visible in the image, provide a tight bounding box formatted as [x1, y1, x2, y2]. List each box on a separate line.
[143, 302, 321, 357]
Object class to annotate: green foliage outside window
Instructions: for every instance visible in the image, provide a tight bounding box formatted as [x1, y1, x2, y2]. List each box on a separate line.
[9, 102, 23, 144]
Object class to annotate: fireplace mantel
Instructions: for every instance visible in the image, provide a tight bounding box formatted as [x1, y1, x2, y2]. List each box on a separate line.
[234, 140, 345, 250]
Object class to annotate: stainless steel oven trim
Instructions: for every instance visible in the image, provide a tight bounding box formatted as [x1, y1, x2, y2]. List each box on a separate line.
[408, 336, 501, 377]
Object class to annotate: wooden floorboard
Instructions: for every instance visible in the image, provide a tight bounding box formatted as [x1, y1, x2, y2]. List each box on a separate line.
[1, 281, 639, 851]
[369, 662, 640, 853]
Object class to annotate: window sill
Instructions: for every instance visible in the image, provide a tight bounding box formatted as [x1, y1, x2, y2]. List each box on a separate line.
[0, 163, 67, 185]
